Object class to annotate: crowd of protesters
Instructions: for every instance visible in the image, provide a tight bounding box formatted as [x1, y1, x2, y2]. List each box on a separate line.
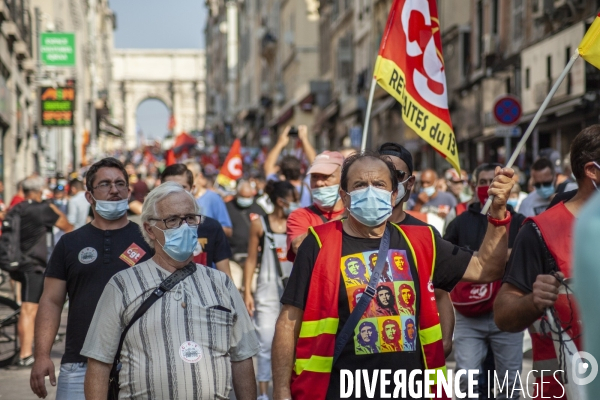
[0, 123, 594, 399]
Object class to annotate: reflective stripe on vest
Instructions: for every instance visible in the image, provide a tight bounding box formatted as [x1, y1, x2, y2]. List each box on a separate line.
[291, 221, 448, 399]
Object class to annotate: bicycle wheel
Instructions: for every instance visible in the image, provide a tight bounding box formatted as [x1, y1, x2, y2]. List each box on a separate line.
[0, 296, 20, 367]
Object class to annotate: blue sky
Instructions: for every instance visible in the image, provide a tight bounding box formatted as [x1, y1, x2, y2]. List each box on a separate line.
[110, 0, 206, 139]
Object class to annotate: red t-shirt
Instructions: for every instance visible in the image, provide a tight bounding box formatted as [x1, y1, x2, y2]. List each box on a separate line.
[9, 195, 24, 209]
[286, 205, 345, 261]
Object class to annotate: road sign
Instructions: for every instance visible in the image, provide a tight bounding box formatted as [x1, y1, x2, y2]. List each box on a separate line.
[495, 126, 521, 138]
[493, 95, 522, 125]
[40, 33, 75, 66]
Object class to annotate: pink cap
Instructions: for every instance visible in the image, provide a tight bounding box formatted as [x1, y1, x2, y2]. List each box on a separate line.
[307, 151, 344, 175]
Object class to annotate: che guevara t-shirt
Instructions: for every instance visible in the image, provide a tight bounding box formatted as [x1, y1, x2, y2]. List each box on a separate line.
[282, 222, 472, 399]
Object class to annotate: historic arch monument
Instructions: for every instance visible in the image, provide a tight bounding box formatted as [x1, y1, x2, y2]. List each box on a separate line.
[110, 49, 206, 149]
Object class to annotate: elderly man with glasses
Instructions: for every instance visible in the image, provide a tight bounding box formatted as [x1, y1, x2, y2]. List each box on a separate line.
[81, 182, 259, 400]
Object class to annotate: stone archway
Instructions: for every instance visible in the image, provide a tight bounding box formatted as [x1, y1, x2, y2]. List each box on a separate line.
[110, 49, 206, 149]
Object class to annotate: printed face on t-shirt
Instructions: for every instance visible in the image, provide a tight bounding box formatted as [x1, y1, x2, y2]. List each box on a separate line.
[345, 248, 417, 355]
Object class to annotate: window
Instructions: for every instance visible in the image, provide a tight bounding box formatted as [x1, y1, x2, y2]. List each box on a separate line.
[491, 0, 498, 34]
[476, 0, 483, 68]
[547, 55, 552, 82]
[566, 46, 572, 94]
[512, 0, 523, 42]
[525, 68, 530, 89]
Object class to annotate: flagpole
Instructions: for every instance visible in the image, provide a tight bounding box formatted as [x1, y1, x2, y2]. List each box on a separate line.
[361, 77, 378, 152]
[481, 52, 580, 215]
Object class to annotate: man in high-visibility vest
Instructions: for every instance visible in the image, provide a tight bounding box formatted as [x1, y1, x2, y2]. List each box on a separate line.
[272, 152, 515, 400]
[495, 125, 600, 399]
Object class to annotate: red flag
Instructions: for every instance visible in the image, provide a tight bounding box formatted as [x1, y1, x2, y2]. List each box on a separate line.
[216, 139, 243, 189]
[168, 114, 176, 131]
[373, 0, 460, 172]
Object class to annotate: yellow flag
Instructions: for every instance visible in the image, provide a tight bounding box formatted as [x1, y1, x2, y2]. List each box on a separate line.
[578, 13, 600, 70]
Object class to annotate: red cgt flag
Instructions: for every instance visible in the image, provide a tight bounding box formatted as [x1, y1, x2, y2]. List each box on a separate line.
[373, 0, 460, 173]
[216, 139, 243, 189]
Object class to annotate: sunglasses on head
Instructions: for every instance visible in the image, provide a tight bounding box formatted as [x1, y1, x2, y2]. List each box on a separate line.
[396, 170, 409, 181]
[533, 181, 554, 189]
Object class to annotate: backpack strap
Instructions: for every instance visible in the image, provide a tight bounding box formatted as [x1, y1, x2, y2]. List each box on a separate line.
[307, 205, 328, 224]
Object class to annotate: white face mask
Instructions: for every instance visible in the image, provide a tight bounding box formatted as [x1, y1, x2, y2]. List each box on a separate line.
[422, 186, 436, 197]
[92, 196, 129, 220]
[394, 177, 410, 207]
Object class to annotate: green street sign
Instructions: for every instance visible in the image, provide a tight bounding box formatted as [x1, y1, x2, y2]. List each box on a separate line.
[40, 33, 75, 66]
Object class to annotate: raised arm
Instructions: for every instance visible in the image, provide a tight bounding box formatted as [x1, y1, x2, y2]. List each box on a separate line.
[298, 125, 316, 165]
[272, 304, 304, 400]
[461, 167, 513, 283]
[264, 126, 290, 177]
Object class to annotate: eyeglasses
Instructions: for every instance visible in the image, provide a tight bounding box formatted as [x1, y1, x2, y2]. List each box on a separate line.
[533, 181, 554, 189]
[396, 170, 409, 181]
[93, 181, 128, 193]
[150, 214, 203, 229]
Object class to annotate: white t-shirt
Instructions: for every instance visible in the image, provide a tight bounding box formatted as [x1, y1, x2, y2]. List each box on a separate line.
[518, 190, 551, 217]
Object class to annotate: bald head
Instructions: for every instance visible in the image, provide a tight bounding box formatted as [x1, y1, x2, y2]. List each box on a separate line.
[420, 169, 438, 189]
[237, 181, 255, 198]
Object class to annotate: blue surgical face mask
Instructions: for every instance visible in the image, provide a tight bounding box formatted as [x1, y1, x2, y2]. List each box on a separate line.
[284, 201, 301, 217]
[92, 196, 129, 220]
[311, 185, 340, 209]
[507, 198, 519, 209]
[422, 186, 436, 197]
[155, 223, 198, 262]
[536, 184, 555, 200]
[347, 185, 393, 227]
[236, 196, 254, 208]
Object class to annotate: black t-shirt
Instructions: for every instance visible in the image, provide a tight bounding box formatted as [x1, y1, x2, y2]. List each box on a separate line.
[281, 222, 472, 399]
[503, 221, 552, 294]
[399, 213, 441, 237]
[19, 200, 60, 270]
[45, 222, 153, 364]
[194, 216, 232, 267]
[444, 203, 525, 251]
[225, 200, 266, 255]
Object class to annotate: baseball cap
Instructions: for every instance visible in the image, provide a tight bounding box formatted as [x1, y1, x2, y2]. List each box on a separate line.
[378, 143, 414, 175]
[307, 151, 344, 175]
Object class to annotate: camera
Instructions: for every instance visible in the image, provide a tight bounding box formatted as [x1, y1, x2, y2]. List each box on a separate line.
[288, 126, 298, 137]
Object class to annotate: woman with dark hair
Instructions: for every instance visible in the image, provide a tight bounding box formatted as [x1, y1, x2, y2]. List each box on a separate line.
[243, 180, 298, 400]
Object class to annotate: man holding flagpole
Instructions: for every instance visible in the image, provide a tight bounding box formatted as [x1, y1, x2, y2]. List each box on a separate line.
[494, 126, 600, 399]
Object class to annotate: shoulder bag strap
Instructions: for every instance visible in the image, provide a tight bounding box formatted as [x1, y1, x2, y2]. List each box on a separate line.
[308, 205, 328, 224]
[263, 216, 286, 281]
[333, 226, 391, 364]
[530, 221, 558, 272]
[110, 262, 197, 376]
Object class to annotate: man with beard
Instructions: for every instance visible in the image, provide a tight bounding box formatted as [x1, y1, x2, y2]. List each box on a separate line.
[380, 319, 402, 352]
[398, 284, 416, 315]
[374, 285, 398, 316]
[355, 321, 379, 354]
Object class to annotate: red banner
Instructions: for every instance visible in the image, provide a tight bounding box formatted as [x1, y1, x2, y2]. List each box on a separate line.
[374, 0, 460, 172]
[216, 139, 243, 188]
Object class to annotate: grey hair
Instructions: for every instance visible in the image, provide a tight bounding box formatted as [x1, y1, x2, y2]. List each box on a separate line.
[22, 176, 46, 193]
[140, 181, 200, 247]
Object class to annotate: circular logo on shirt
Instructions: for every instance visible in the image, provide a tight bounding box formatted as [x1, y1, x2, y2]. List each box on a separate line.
[179, 341, 203, 363]
[78, 247, 98, 265]
[427, 280, 434, 293]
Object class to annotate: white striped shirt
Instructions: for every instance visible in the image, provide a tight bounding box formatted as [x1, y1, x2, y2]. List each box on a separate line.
[81, 259, 259, 399]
